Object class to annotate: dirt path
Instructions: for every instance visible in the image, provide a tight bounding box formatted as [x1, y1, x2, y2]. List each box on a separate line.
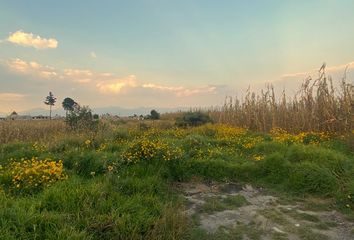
[177, 181, 354, 240]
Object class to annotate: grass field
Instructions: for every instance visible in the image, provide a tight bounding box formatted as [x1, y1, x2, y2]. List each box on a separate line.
[0, 119, 353, 239]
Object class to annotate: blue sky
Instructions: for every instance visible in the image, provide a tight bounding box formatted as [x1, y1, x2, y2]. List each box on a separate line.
[0, 0, 353, 114]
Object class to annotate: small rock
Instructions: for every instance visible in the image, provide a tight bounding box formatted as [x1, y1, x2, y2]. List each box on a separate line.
[295, 223, 300, 227]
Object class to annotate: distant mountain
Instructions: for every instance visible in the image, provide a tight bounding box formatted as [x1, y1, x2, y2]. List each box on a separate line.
[92, 106, 190, 116]
[14, 106, 191, 117]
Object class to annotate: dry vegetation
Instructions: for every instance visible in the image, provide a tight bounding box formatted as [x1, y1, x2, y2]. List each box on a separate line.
[210, 68, 354, 133]
[0, 120, 66, 144]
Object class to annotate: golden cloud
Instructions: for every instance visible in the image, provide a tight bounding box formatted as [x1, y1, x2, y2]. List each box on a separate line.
[6, 58, 57, 78]
[7, 30, 58, 49]
[96, 75, 137, 93]
[142, 83, 217, 96]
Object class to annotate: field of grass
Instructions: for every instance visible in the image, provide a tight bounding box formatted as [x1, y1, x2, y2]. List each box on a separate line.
[0, 120, 354, 239]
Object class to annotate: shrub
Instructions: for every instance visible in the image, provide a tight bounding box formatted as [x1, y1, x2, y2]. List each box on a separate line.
[175, 111, 212, 127]
[150, 109, 160, 120]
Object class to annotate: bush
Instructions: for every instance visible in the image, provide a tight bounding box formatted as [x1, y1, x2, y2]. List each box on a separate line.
[175, 111, 212, 127]
[150, 109, 160, 120]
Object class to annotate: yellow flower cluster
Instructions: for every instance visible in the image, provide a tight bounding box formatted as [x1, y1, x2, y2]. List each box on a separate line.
[165, 128, 188, 138]
[253, 154, 264, 161]
[214, 124, 248, 141]
[193, 124, 248, 141]
[84, 139, 91, 146]
[3, 157, 67, 192]
[270, 128, 329, 144]
[32, 142, 46, 152]
[240, 136, 264, 149]
[123, 138, 183, 163]
[96, 143, 107, 152]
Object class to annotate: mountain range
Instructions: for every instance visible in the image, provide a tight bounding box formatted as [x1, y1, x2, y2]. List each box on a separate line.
[0, 106, 192, 118]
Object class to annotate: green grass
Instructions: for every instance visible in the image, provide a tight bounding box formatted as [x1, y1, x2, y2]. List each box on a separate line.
[0, 122, 353, 239]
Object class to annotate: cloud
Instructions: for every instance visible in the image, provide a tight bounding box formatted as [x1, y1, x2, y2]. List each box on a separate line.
[281, 72, 308, 78]
[0, 93, 26, 102]
[3, 58, 221, 98]
[7, 30, 58, 49]
[90, 51, 97, 58]
[6, 58, 57, 78]
[96, 75, 137, 93]
[142, 83, 217, 96]
[326, 61, 354, 73]
[64, 69, 94, 83]
[281, 61, 354, 79]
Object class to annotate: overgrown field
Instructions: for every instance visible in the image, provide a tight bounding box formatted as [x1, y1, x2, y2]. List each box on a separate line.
[0, 120, 353, 239]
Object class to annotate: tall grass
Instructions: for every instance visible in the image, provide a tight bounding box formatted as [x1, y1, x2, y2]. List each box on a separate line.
[0, 120, 66, 144]
[209, 67, 353, 133]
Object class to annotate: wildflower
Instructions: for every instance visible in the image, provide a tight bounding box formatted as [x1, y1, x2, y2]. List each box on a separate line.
[107, 166, 114, 172]
[4, 157, 67, 193]
[90, 171, 96, 176]
[253, 155, 264, 161]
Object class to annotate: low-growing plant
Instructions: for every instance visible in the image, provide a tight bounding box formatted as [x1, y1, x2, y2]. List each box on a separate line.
[0, 157, 67, 194]
[287, 161, 337, 195]
[122, 138, 184, 163]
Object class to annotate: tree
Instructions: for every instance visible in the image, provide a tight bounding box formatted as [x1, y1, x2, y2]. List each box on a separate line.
[65, 105, 97, 131]
[62, 97, 76, 117]
[150, 109, 160, 120]
[44, 92, 57, 120]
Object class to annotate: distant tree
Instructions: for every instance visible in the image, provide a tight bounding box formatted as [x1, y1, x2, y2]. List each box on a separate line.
[150, 109, 160, 120]
[65, 105, 98, 131]
[62, 97, 76, 117]
[44, 92, 57, 120]
[176, 111, 212, 127]
[93, 114, 99, 120]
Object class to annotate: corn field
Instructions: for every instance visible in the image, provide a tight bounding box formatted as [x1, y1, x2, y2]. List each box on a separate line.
[210, 67, 354, 133]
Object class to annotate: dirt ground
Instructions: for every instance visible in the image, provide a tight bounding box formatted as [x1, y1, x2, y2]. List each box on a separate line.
[177, 181, 354, 240]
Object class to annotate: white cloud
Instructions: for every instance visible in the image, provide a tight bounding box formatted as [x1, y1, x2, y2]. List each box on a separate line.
[90, 51, 97, 58]
[7, 30, 58, 49]
[96, 75, 137, 93]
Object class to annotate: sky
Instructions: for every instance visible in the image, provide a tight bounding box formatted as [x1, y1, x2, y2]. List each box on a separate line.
[0, 0, 353, 114]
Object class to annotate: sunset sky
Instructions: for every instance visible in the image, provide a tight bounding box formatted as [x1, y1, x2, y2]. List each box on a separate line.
[0, 0, 353, 114]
